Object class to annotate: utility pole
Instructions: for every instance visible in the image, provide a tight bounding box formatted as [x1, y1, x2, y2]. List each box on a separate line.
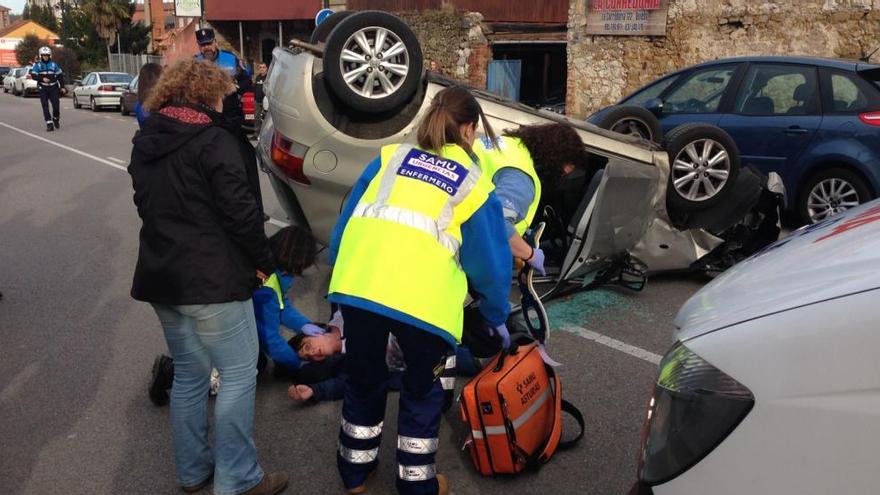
[144, 0, 152, 53]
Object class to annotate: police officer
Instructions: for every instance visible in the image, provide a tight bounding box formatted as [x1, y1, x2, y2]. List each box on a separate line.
[32, 46, 65, 132]
[328, 86, 513, 495]
[195, 28, 252, 132]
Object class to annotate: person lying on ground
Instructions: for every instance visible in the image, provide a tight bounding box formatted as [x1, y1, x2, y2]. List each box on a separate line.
[286, 312, 472, 406]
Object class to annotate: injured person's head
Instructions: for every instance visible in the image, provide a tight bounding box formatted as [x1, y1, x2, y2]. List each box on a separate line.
[290, 325, 343, 362]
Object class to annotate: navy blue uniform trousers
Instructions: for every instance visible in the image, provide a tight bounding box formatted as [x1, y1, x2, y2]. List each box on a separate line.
[39, 84, 60, 123]
[337, 304, 450, 495]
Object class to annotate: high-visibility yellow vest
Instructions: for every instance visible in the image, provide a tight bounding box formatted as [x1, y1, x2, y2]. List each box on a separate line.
[474, 136, 542, 236]
[263, 273, 284, 309]
[328, 143, 494, 342]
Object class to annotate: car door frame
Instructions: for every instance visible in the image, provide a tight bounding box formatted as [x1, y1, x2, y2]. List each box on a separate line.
[719, 61, 824, 188]
[649, 62, 748, 129]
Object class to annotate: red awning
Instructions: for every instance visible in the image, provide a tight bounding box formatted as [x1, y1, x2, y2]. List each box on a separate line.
[205, 0, 323, 21]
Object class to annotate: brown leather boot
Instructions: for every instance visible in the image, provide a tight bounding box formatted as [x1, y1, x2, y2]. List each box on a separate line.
[181, 475, 211, 493]
[240, 472, 289, 495]
[345, 469, 377, 494]
[437, 474, 449, 495]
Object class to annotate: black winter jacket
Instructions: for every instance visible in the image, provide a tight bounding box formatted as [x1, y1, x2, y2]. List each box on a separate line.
[128, 107, 275, 305]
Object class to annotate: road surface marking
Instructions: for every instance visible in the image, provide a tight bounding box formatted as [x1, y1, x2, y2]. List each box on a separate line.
[106, 156, 126, 164]
[1, 120, 291, 228]
[0, 121, 127, 172]
[559, 325, 662, 365]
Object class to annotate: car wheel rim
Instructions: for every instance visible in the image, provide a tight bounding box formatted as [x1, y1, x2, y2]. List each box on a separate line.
[671, 138, 730, 202]
[807, 178, 861, 223]
[339, 26, 409, 99]
[610, 117, 653, 141]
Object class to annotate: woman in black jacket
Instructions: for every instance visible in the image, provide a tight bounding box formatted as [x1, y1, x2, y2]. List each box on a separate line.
[128, 59, 287, 495]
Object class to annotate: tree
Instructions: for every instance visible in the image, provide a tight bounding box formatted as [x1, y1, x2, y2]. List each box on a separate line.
[81, 0, 131, 65]
[15, 33, 44, 66]
[23, 5, 58, 32]
[118, 22, 150, 55]
[52, 46, 81, 83]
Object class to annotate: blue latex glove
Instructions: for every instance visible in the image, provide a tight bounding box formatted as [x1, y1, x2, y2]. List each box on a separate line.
[488, 323, 511, 350]
[300, 323, 326, 336]
[527, 248, 546, 276]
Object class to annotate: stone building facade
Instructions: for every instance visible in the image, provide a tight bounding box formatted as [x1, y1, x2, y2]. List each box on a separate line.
[567, 0, 880, 118]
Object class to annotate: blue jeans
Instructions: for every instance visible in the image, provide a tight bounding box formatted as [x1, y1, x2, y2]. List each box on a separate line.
[153, 300, 264, 495]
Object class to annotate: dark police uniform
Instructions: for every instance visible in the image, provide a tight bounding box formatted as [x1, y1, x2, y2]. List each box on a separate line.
[32, 59, 64, 129]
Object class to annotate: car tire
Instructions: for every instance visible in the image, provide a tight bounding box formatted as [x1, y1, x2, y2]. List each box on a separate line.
[120, 99, 128, 116]
[90, 97, 98, 112]
[797, 167, 872, 224]
[73, 95, 81, 109]
[663, 123, 741, 213]
[594, 105, 664, 143]
[323, 10, 424, 114]
[310, 10, 356, 44]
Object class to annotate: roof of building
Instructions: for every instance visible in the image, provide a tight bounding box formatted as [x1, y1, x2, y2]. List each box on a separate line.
[0, 5, 11, 11]
[0, 20, 60, 40]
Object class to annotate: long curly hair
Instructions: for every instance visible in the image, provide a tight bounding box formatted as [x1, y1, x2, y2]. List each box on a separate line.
[144, 59, 233, 112]
[504, 123, 589, 185]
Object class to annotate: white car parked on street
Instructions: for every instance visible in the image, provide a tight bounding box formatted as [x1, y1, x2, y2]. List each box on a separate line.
[13, 66, 37, 96]
[3, 67, 22, 93]
[73, 72, 133, 111]
[631, 200, 880, 494]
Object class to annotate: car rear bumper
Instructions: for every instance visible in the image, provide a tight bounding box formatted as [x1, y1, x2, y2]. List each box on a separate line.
[95, 94, 122, 106]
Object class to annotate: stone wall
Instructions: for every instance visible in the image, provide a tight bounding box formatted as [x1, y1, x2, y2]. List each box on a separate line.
[396, 8, 490, 88]
[567, 0, 880, 118]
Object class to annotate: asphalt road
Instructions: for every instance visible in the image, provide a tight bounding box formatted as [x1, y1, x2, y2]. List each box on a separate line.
[0, 92, 709, 495]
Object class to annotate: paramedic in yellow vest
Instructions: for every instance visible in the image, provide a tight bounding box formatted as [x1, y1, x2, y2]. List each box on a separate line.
[474, 123, 592, 275]
[327, 87, 513, 495]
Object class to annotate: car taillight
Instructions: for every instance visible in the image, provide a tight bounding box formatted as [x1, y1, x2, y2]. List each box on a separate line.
[98, 85, 114, 92]
[858, 111, 880, 127]
[637, 342, 754, 486]
[271, 131, 310, 185]
[26, 73, 32, 80]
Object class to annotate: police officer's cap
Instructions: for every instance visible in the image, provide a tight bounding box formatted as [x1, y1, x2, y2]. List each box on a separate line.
[196, 28, 215, 45]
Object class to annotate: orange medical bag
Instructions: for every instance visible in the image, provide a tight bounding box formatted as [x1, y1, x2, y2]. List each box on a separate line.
[459, 341, 584, 475]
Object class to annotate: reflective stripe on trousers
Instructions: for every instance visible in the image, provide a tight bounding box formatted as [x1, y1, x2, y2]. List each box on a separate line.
[341, 418, 383, 440]
[398, 463, 437, 482]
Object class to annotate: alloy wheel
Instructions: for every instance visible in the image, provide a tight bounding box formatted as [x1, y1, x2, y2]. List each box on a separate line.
[807, 178, 861, 223]
[670, 138, 731, 202]
[338, 25, 410, 99]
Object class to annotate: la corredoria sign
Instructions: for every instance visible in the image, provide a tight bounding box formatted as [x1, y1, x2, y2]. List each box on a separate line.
[175, 0, 202, 18]
[586, 0, 669, 36]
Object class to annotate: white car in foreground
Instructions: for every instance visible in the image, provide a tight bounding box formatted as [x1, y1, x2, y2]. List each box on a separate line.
[631, 201, 880, 494]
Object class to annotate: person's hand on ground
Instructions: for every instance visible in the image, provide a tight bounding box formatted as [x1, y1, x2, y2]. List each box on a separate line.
[300, 323, 326, 336]
[288, 384, 314, 402]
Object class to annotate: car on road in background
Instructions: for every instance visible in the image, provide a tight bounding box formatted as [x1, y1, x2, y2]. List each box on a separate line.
[590, 56, 880, 224]
[0, 66, 11, 78]
[119, 75, 138, 116]
[73, 72, 133, 111]
[13, 66, 37, 96]
[3, 67, 22, 93]
[631, 200, 880, 495]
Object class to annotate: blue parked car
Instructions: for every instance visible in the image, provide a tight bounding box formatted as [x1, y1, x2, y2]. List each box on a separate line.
[589, 56, 880, 223]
